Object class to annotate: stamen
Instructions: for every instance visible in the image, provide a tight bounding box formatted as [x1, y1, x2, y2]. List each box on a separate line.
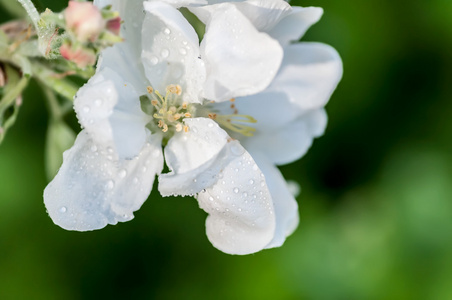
[145, 84, 193, 134]
[213, 114, 257, 137]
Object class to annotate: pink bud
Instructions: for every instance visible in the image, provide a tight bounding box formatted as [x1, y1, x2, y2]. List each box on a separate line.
[60, 43, 96, 68]
[64, 1, 105, 42]
[106, 17, 121, 36]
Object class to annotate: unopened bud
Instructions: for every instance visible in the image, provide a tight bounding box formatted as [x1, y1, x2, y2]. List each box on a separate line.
[64, 1, 105, 42]
[60, 43, 96, 68]
[106, 17, 121, 36]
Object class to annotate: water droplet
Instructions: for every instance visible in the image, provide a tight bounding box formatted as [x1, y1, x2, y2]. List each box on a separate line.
[107, 147, 113, 153]
[208, 196, 214, 201]
[233, 187, 239, 194]
[238, 208, 242, 212]
[90, 145, 97, 152]
[230, 144, 244, 156]
[261, 181, 265, 187]
[179, 47, 187, 55]
[161, 48, 169, 58]
[192, 127, 198, 133]
[118, 169, 127, 178]
[83, 106, 90, 113]
[242, 192, 248, 197]
[234, 168, 239, 172]
[94, 99, 102, 106]
[133, 177, 139, 184]
[249, 179, 254, 185]
[142, 166, 147, 173]
[164, 28, 171, 35]
[59, 206, 67, 213]
[106, 180, 115, 189]
[252, 164, 258, 171]
[149, 55, 159, 66]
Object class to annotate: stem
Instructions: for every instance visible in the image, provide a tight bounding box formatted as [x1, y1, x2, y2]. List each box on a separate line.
[17, 0, 40, 29]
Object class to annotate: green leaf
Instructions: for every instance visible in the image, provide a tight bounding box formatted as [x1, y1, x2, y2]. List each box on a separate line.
[45, 120, 76, 180]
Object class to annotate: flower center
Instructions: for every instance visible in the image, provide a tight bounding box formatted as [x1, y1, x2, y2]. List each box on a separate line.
[142, 84, 192, 135]
[141, 85, 257, 139]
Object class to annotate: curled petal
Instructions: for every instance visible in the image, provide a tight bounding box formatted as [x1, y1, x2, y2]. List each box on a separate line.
[246, 108, 327, 165]
[200, 3, 283, 101]
[251, 153, 299, 249]
[268, 6, 323, 45]
[191, 0, 291, 32]
[159, 118, 230, 196]
[96, 0, 148, 94]
[268, 42, 343, 111]
[44, 130, 164, 231]
[196, 143, 276, 255]
[142, 1, 206, 103]
[74, 67, 150, 159]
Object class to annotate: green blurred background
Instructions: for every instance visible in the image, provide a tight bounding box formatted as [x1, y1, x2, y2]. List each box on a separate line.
[1, 0, 452, 299]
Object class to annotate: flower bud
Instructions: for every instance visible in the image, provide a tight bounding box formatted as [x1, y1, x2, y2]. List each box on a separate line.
[60, 43, 96, 69]
[106, 17, 121, 36]
[64, 1, 105, 42]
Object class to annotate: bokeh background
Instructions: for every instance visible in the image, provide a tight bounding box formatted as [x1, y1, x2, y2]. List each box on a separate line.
[1, 0, 452, 299]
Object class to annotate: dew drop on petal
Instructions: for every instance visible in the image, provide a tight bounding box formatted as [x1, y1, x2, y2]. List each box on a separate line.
[83, 106, 90, 113]
[59, 206, 67, 213]
[118, 169, 127, 178]
[94, 99, 102, 107]
[164, 28, 171, 35]
[106, 180, 115, 189]
[161, 48, 169, 58]
[230, 144, 245, 156]
[179, 48, 187, 55]
[233, 187, 239, 194]
[248, 179, 254, 185]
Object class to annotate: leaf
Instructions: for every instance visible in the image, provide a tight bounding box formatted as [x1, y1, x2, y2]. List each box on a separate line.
[45, 120, 76, 180]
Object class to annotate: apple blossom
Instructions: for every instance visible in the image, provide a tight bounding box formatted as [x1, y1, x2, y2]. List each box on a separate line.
[44, 0, 342, 255]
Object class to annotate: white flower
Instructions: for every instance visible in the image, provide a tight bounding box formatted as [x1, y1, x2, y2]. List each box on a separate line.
[44, 0, 342, 255]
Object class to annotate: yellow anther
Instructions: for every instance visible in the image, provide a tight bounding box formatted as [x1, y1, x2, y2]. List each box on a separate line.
[208, 113, 217, 120]
[184, 125, 189, 133]
[162, 124, 169, 132]
[147, 86, 154, 94]
[166, 84, 182, 95]
[176, 123, 183, 132]
[151, 100, 158, 106]
[230, 98, 235, 102]
[184, 112, 192, 118]
[174, 113, 181, 120]
[182, 102, 188, 109]
[158, 120, 164, 128]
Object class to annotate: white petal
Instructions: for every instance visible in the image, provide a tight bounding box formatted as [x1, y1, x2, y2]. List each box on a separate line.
[44, 130, 164, 231]
[200, 3, 283, 101]
[158, 118, 230, 196]
[268, 6, 323, 45]
[191, 0, 291, 31]
[242, 108, 327, 165]
[142, 1, 206, 103]
[251, 153, 299, 249]
[74, 67, 150, 159]
[97, 0, 148, 94]
[268, 42, 343, 111]
[196, 143, 276, 255]
[158, 0, 207, 7]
